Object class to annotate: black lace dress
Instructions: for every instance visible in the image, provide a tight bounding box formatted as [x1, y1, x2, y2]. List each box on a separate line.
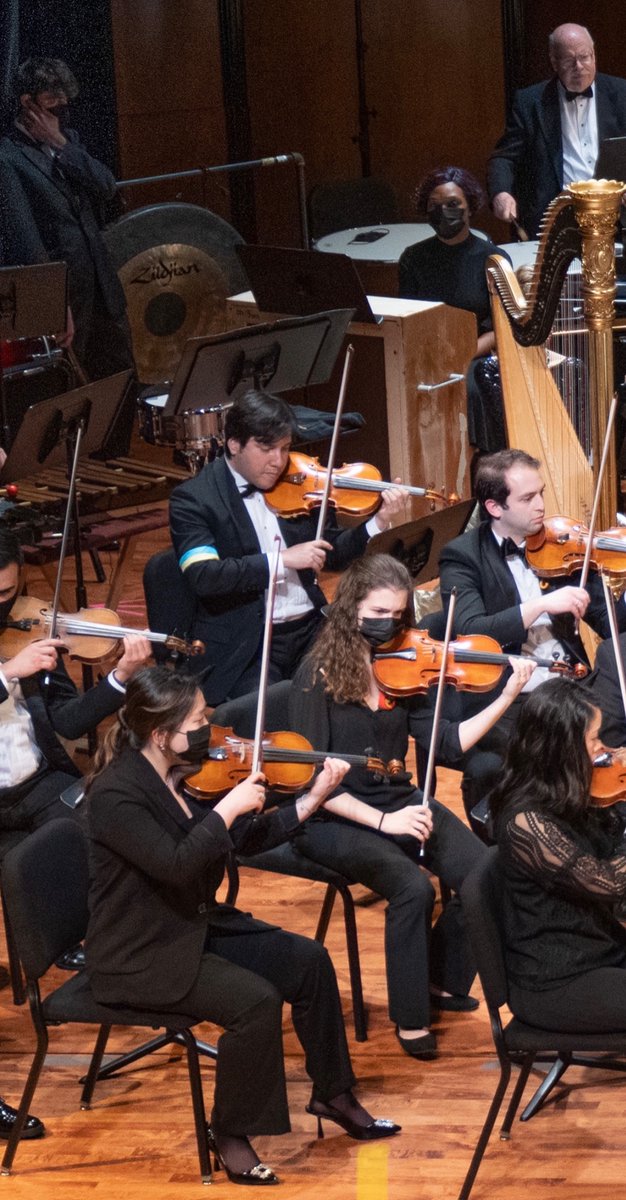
[496, 802, 626, 1031]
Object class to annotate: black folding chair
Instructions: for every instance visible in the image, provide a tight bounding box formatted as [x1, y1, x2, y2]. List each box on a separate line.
[457, 846, 626, 1200]
[214, 682, 368, 1041]
[0, 819, 214, 1182]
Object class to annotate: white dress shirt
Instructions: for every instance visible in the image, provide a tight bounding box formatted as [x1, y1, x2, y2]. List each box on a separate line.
[558, 80, 599, 186]
[493, 532, 567, 691]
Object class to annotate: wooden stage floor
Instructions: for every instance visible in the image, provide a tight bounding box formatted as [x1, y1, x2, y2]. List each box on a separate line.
[2, 437, 625, 1199]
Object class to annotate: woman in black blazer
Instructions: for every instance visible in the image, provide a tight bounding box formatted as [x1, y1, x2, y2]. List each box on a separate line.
[85, 667, 399, 1185]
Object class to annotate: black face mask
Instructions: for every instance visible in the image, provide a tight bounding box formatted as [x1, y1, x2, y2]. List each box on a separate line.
[177, 723, 212, 765]
[428, 203, 468, 240]
[46, 103, 69, 123]
[358, 616, 405, 647]
[0, 593, 17, 627]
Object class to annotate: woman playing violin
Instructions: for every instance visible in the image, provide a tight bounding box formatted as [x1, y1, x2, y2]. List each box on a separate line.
[289, 554, 534, 1059]
[85, 667, 400, 1186]
[491, 678, 626, 1032]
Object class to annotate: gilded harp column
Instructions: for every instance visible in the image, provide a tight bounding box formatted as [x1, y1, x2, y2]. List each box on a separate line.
[567, 180, 624, 529]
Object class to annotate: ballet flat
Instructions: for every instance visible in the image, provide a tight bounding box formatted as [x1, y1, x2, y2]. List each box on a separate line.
[306, 1099, 400, 1141]
[206, 1126, 279, 1186]
[430, 993, 479, 1012]
[395, 1028, 438, 1059]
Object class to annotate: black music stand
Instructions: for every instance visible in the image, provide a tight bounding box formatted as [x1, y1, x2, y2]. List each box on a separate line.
[237, 243, 382, 325]
[366, 500, 476, 584]
[0, 262, 68, 450]
[0, 372, 133, 612]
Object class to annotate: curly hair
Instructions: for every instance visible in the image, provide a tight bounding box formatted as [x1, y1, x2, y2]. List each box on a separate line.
[489, 678, 597, 826]
[304, 554, 413, 704]
[414, 166, 484, 217]
[86, 666, 201, 790]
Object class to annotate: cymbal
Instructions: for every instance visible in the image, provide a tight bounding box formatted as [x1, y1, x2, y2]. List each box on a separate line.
[104, 203, 249, 384]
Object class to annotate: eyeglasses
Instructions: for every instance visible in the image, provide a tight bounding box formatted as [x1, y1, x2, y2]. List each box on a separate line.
[558, 52, 594, 68]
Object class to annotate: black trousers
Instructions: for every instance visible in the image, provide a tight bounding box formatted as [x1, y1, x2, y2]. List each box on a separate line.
[0, 769, 81, 833]
[295, 798, 486, 1028]
[229, 610, 322, 701]
[510, 955, 626, 1033]
[161, 918, 355, 1137]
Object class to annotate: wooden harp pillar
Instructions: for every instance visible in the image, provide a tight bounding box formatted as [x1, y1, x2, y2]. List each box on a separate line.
[566, 180, 624, 529]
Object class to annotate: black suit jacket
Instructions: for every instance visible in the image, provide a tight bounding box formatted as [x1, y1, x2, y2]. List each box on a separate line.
[438, 521, 623, 672]
[169, 454, 370, 704]
[85, 747, 300, 1007]
[0, 128, 126, 322]
[0, 660, 127, 805]
[487, 73, 626, 237]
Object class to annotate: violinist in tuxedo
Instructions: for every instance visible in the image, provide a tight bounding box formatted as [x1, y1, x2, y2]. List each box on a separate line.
[438, 449, 626, 824]
[488, 23, 626, 237]
[169, 389, 405, 705]
[0, 528, 151, 834]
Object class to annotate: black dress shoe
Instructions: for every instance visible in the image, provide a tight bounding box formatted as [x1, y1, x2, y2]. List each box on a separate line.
[306, 1097, 401, 1140]
[206, 1126, 279, 1185]
[55, 945, 86, 972]
[0, 1098, 45, 1140]
[395, 1028, 438, 1060]
[430, 993, 479, 1012]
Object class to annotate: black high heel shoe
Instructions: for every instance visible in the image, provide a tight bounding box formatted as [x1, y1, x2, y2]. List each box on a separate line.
[305, 1098, 401, 1141]
[206, 1126, 279, 1186]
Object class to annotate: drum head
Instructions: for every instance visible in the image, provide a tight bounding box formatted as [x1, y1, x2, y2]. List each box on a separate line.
[104, 203, 248, 384]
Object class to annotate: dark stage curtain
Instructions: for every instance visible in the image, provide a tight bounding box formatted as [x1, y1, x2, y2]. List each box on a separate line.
[0, 0, 20, 132]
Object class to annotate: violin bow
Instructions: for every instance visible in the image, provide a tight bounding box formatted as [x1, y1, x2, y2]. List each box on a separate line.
[251, 536, 282, 775]
[600, 571, 626, 720]
[314, 343, 355, 542]
[418, 588, 457, 858]
[579, 393, 619, 592]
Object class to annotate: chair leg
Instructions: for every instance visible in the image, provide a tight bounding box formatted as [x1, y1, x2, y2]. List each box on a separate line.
[520, 1052, 572, 1121]
[179, 1028, 212, 1184]
[1, 888, 25, 1006]
[1, 1022, 49, 1174]
[80, 1025, 112, 1107]
[336, 884, 368, 1043]
[225, 852, 240, 907]
[499, 1052, 534, 1137]
[457, 1058, 511, 1200]
[79, 1030, 218, 1085]
[314, 884, 337, 942]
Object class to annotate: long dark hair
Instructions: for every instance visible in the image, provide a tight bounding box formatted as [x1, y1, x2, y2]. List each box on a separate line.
[87, 667, 201, 788]
[489, 678, 597, 826]
[304, 554, 413, 703]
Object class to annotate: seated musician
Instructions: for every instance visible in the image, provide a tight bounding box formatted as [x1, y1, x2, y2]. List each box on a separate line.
[398, 166, 510, 458]
[438, 449, 626, 823]
[169, 389, 405, 706]
[492, 678, 626, 1032]
[0, 527, 152, 836]
[85, 667, 399, 1186]
[288, 553, 533, 1059]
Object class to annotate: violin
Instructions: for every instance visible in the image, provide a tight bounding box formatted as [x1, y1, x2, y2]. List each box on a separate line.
[372, 628, 587, 698]
[526, 516, 626, 579]
[183, 725, 391, 799]
[590, 750, 626, 807]
[263, 451, 456, 519]
[0, 596, 204, 663]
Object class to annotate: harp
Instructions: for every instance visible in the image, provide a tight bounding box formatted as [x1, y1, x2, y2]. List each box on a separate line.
[487, 179, 625, 528]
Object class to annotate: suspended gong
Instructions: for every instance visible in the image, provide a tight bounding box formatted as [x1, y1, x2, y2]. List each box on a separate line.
[104, 203, 249, 383]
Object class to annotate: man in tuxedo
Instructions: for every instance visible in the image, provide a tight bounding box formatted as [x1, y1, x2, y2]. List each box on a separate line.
[169, 389, 405, 705]
[0, 528, 151, 835]
[488, 23, 626, 237]
[0, 57, 133, 382]
[438, 448, 626, 829]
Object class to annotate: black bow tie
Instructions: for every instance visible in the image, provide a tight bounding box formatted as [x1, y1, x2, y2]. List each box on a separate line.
[565, 85, 593, 101]
[500, 536, 527, 562]
[239, 482, 259, 498]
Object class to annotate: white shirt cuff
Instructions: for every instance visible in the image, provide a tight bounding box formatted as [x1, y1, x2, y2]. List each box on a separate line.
[366, 515, 385, 537]
[107, 670, 127, 694]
